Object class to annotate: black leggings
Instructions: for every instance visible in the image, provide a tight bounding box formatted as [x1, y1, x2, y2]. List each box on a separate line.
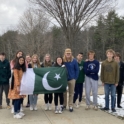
[12, 98, 23, 105]
[54, 93, 64, 106]
[44, 94, 53, 104]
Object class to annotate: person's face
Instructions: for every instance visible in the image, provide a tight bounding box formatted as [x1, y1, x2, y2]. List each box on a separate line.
[88, 53, 95, 60]
[107, 52, 113, 60]
[26, 56, 31, 63]
[57, 58, 62, 65]
[32, 56, 38, 63]
[77, 54, 83, 61]
[19, 58, 24, 65]
[114, 56, 120, 62]
[45, 56, 50, 62]
[17, 52, 23, 58]
[65, 53, 71, 59]
[0, 55, 5, 61]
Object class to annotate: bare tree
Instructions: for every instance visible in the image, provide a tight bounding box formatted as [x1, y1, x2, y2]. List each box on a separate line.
[18, 8, 50, 57]
[30, 0, 115, 54]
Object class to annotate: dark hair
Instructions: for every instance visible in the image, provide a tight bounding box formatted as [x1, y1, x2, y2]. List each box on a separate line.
[12, 50, 24, 64]
[115, 52, 121, 59]
[55, 57, 64, 66]
[14, 56, 26, 72]
[0, 52, 6, 56]
[78, 52, 83, 55]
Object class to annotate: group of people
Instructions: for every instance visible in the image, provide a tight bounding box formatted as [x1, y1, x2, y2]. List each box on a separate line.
[0, 48, 123, 119]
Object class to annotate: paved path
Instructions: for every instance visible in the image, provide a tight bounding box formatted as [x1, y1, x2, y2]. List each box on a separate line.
[0, 87, 124, 124]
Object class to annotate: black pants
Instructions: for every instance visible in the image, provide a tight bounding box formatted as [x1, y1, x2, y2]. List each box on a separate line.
[116, 85, 123, 106]
[27, 95, 30, 105]
[13, 99, 21, 114]
[0, 84, 10, 106]
[12, 98, 23, 105]
[44, 94, 53, 104]
[73, 83, 83, 103]
[54, 93, 63, 106]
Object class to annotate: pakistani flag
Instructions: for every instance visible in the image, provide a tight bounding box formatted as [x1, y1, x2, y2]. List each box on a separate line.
[20, 67, 67, 95]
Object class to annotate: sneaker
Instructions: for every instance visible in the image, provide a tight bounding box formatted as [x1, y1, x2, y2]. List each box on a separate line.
[49, 104, 52, 110]
[117, 105, 122, 108]
[34, 106, 38, 111]
[0, 105, 2, 109]
[59, 107, 62, 114]
[112, 109, 116, 112]
[101, 107, 109, 111]
[26, 104, 30, 108]
[78, 102, 81, 106]
[93, 106, 98, 111]
[62, 106, 66, 111]
[30, 106, 33, 111]
[55, 106, 59, 114]
[19, 112, 25, 117]
[6, 105, 11, 109]
[11, 107, 14, 113]
[73, 103, 79, 108]
[45, 104, 49, 111]
[85, 105, 90, 110]
[69, 107, 73, 112]
[20, 106, 24, 112]
[13, 114, 22, 119]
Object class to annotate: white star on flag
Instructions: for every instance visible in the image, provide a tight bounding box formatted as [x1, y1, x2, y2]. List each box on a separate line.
[54, 73, 61, 80]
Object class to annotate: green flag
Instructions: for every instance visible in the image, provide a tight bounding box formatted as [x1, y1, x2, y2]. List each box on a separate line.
[33, 67, 67, 94]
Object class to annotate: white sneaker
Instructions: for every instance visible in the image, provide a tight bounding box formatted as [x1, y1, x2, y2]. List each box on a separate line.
[45, 104, 49, 111]
[49, 104, 52, 110]
[20, 106, 24, 112]
[30, 106, 33, 111]
[55, 106, 59, 114]
[78, 102, 81, 106]
[19, 112, 25, 117]
[34, 106, 38, 111]
[73, 103, 79, 108]
[85, 105, 90, 110]
[11, 107, 14, 114]
[13, 114, 22, 119]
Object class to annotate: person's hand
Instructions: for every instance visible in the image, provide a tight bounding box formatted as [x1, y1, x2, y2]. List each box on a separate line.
[102, 83, 104, 86]
[115, 84, 118, 87]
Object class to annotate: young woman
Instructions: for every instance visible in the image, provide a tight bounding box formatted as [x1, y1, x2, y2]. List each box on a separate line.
[10, 51, 25, 113]
[41, 54, 53, 110]
[54, 57, 64, 114]
[25, 54, 31, 108]
[8, 56, 26, 119]
[28, 54, 41, 111]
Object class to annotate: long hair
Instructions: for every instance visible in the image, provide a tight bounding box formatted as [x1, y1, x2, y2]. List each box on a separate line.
[63, 53, 74, 62]
[12, 50, 24, 65]
[43, 54, 52, 67]
[55, 57, 64, 66]
[14, 56, 26, 72]
[31, 54, 41, 68]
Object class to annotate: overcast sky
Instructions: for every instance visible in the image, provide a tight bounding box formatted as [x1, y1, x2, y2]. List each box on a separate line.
[0, 0, 124, 35]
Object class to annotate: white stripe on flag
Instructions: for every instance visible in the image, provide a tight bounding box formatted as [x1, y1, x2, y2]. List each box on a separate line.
[20, 68, 35, 95]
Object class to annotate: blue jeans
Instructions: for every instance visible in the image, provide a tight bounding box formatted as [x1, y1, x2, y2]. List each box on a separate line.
[29, 95, 38, 106]
[104, 83, 116, 109]
[73, 83, 83, 103]
[14, 99, 21, 114]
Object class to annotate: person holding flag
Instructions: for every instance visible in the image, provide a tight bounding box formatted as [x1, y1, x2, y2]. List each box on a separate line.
[41, 54, 54, 110]
[28, 54, 41, 111]
[63, 48, 79, 112]
[8, 56, 26, 119]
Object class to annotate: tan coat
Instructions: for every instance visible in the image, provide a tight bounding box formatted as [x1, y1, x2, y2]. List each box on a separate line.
[8, 69, 24, 99]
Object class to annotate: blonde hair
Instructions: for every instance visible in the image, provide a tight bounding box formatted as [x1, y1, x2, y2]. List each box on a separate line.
[43, 54, 52, 67]
[31, 54, 41, 68]
[63, 52, 74, 62]
[106, 49, 115, 55]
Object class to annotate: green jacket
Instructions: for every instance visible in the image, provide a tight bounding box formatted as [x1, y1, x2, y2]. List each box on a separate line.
[0, 59, 11, 84]
[101, 59, 119, 84]
[76, 61, 85, 83]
